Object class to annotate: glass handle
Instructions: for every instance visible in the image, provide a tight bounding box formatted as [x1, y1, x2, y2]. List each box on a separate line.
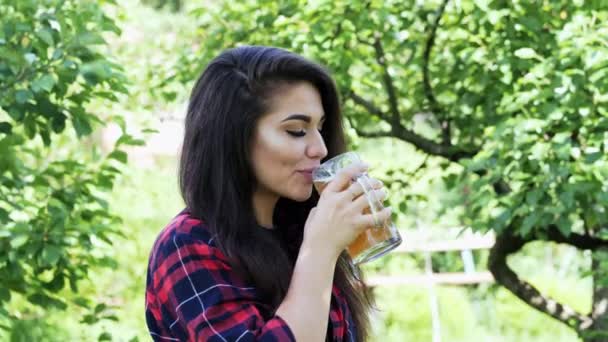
[355, 174, 382, 227]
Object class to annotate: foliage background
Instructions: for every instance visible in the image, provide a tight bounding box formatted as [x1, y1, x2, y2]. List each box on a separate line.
[1, 0, 603, 341]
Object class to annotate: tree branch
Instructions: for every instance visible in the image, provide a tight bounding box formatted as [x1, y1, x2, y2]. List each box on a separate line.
[352, 129, 394, 139]
[489, 231, 594, 332]
[348, 91, 387, 120]
[441, 120, 451, 146]
[376, 155, 429, 188]
[349, 5, 477, 163]
[423, 0, 450, 145]
[347, 91, 476, 161]
[372, 35, 401, 133]
[394, 126, 475, 161]
[345, 115, 392, 139]
[545, 226, 608, 250]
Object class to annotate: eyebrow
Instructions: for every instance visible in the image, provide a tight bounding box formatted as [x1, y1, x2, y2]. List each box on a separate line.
[281, 114, 326, 123]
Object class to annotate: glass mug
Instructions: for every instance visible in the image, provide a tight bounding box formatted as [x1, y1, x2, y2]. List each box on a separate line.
[312, 152, 402, 264]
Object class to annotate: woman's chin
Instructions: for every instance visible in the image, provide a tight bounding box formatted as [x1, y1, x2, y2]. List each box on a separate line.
[288, 188, 313, 202]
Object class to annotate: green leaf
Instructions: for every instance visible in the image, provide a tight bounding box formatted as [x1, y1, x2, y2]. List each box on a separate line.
[7, 108, 24, 121]
[98, 332, 112, 341]
[52, 48, 63, 60]
[556, 216, 572, 237]
[465, 158, 488, 172]
[0, 287, 10, 303]
[398, 201, 407, 213]
[95, 303, 108, 314]
[24, 52, 37, 64]
[115, 134, 145, 147]
[51, 114, 67, 133]
[10, 235, 29, 249]
[162, 91, 177, 102]
[520, 212, 539, 237]
[41, 245, 62, 266]
[0, 207, 9, 222]
[69, 273, 78, 293]
[96, 232, 113, 245]
[24, 115, 37, 138]
[474, 0, 491, 11]
[75, 31, 106, 45]
[493, 208, 512, 231]
[31, 74, 56, 93]
[103, 314, 119, 322]
[96, 174, 114, 189]
[36, 28, 54, 46]
[15, 89, 33, 104]
[81, 314, 98, 325]
[73, 297, 91, 308]
[597, 192, 608, 206]
[514, 47, 538, 59]
[108, 150, 128, 163]
[27, 293, 67, 310]
[72, 114, 93, 137]
[40, 128, 51, 146]
[443, 173, 458, 190]
[585, 151, 602, 164]
[525, 189, 541, 206]
[111, 115, 127, 132]
[81, 61, 112, 83]
[96, 91, 119, 101]
[43, 272, 65, 292]
[559, 190, 574, 210]
[97, 256, 118, 268]
[0, 122, 11, 135]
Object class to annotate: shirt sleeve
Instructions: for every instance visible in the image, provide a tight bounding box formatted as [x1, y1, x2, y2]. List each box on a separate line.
[150, 232, 296, 342]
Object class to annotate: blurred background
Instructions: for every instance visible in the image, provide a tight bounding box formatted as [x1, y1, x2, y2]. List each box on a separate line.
[1, 0, 607, 341]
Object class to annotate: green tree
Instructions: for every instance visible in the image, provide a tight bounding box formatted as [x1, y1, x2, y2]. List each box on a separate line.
[140, 0, 183, 12]
[0, 0, 141, 337]
[166, 0, 608, 340]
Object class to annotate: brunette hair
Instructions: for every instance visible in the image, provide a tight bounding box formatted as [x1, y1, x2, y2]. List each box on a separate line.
[179, 45, 372, 340]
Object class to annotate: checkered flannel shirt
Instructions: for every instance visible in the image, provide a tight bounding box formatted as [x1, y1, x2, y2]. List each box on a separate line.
[145, 210, 357, 341]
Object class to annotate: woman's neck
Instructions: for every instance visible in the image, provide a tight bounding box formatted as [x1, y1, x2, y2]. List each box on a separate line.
[252, 190, 279, 229]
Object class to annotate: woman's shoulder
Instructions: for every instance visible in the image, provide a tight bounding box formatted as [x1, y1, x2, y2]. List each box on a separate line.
[148, 209, 225, 264]
[158, 209, 211, 237]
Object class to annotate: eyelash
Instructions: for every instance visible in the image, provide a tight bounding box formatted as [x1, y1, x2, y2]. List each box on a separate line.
[287, 130, 306, 137]
[286, 129, 323, 138]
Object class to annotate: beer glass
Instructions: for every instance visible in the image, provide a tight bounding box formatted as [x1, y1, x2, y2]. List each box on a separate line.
[312, 152, 402, 264]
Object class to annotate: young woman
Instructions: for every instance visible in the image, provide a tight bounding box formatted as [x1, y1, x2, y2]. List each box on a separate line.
[145, 46, 390, 342]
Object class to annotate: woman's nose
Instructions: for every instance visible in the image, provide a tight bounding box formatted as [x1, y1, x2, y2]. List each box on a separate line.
[307, 131, 328, 160]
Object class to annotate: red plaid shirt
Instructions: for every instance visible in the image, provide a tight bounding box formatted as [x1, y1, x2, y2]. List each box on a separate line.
[145, 210, 357, 341]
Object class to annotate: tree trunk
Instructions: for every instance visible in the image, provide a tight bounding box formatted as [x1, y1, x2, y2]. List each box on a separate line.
[585, 248, 608, 342]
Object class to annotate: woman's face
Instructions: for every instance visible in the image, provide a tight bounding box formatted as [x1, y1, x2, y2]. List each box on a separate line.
[250, 81, 329, 202]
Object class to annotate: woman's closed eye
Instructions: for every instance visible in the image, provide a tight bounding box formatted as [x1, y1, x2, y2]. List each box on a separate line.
[286, 129, 306, 137]
[286, 129, 323, 138]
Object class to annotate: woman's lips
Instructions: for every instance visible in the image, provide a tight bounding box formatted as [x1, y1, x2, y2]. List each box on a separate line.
[297, 170, 313, 183]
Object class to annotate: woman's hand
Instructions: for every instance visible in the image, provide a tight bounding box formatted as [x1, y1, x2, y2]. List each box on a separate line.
[278, 162, 389, 342]
[302, 162, 391, 261]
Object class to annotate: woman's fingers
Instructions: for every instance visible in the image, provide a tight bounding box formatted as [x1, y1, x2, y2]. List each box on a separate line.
[345, 178, 383, 200]
[351, 188, 387, 211]
[356, 207, 392, 229]
[324, 162, 368, 193]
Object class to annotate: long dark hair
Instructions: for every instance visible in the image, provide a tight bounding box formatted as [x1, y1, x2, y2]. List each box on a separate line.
[179, 46, 373, 341]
